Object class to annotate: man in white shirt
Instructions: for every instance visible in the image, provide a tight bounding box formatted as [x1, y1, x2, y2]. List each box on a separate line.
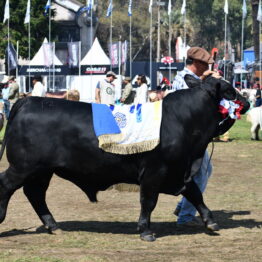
[31, 76, 46, 97]
[95, 71, 117, 105]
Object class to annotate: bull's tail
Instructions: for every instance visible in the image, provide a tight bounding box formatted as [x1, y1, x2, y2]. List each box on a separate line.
[0, 98, 28, 161]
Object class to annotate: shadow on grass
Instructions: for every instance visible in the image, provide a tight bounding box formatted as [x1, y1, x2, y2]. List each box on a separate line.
[0, 210, 261, 239]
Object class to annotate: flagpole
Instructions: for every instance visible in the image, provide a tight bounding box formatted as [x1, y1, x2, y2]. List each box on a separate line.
[224, 12, 227, 80]
[28, 20, 31, 91]
[53, 42, 55, 92]
[258, 0, 262, 86]
[118, 38, 121, 76]
[257, 1, 262, 85]
[129, 15, 132, 78]
[110, 1, 113, 71]
[241, 14, 245, 88]
[168, 3, 172, 83]
[90, 1, 93, 86]
[79, 41, 81, 78]
[183, 9, 186, 64]
[16, 41, 19, 79]
[8, 18, 10, 76]
[150, 6, 152, 89]
[49, 1, 51, 91]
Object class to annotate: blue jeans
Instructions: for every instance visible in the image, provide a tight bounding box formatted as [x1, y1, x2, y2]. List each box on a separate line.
[176, 150, 212, 224]
[3, 99, 10, 120]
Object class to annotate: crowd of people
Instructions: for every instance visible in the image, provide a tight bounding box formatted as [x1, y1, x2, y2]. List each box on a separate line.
[0, 75, 19, 120]
[0, 75, 81, 121]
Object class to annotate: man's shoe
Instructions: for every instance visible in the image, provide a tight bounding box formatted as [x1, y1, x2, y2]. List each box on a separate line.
[176, 218, 202, 228]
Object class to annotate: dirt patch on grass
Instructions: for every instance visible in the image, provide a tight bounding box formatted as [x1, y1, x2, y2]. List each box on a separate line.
[0, 141, 261, 262]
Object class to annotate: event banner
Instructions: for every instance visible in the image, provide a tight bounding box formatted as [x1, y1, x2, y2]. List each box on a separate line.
[43, 43, 54, 67]
[67, 42, 80, 68]
[19, 65, 69, 76]
[80, 65, 112, 75]
[108, 41, 129, 68]
[5, 43, 18, 71]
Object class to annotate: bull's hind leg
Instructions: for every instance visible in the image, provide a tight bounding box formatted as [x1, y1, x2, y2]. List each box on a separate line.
[0, 167, 30, 223]
[182, 180, 219, 231]
[23, 172, 59, 234]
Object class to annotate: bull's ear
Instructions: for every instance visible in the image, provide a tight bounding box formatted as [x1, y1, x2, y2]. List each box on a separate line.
[184, 74, 201, 89]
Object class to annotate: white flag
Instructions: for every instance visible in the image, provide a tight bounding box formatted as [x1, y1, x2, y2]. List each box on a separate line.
[224, 0, 228, 15]
[106, 0, 113, 17]
[87, 0, 94, 13]
[168, 0, 172, 16]
[24, 0, 31, 24]
[3, 0, 10, 23]
[128, 0, 132, 16]
[258, 0, 262, 22]
[181, 0, 186, 15]
[242, 0, 247, 18]
[149, 0, 153, 14]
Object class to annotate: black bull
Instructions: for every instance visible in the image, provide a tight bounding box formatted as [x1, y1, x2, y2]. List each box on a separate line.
[0, 76, 249, 241]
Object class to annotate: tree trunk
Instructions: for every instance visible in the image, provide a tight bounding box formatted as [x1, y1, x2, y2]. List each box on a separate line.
[252, 0, 260, 61]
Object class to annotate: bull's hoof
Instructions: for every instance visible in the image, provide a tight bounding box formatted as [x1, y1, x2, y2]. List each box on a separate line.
[140, 231, 156, 242]
[206, 222, 219, 232]
[46, 226, 62, 235]
[50, 228, 64, 235]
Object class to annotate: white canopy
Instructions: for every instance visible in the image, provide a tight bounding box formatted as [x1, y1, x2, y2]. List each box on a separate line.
[30, 38, 63, 66]
[80, 37, 111, 65]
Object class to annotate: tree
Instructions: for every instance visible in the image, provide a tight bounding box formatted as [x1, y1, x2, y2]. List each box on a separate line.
[0, 0, 56, 59]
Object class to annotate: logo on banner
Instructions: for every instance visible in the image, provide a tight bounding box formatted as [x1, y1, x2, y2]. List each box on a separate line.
[84, 67, 107, 74]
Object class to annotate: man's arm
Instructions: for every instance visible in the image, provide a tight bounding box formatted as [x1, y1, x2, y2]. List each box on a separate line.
[8, 83, 18, 99]
[120, 85, 132, 102]
[95, 88, 101, 103]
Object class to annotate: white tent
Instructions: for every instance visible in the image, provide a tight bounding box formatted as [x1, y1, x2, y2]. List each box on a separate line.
[80, 37, 110, 65]
[30, 38, 63, 66]
[71, 37, 117, 103]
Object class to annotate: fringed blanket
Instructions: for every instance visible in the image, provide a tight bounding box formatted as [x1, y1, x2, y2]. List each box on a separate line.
[92, 101, 162, 154]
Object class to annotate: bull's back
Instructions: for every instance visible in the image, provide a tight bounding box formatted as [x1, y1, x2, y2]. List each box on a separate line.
[5, 97, 140, 184]
[6, 97, 98, 169]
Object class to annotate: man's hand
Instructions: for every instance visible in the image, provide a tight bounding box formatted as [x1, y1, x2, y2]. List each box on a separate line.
[201, 70, 222, 80]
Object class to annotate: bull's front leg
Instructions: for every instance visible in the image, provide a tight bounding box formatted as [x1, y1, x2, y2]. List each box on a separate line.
[182, 180, 219, 232]
[138, 183, 159, 242]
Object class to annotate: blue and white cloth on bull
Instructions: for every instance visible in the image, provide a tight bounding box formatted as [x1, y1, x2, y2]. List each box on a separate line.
[92, 103, 122, 141]
[95, 101, 162, 154]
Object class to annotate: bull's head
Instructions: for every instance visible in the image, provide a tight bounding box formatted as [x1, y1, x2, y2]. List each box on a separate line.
[184, 74, 237, 101]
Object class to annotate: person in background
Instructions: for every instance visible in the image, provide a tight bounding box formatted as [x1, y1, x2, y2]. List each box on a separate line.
[120, 76, 134, 105]
[255, 83, 262, 107]
[172, 46, 221, 227]
[31, 76, 46, 97]
[95, 71, 117, 105]
[62, 90, 80, 101]
[134, 75, 148, 104]
[148, 91, 159, 102]
[1, 75, 11, 119]
[8, 76, 20, 109]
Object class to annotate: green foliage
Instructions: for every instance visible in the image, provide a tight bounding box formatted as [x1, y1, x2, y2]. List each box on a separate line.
[0, 0, 256, 61]
[229, 114, 259, 142]
[0, 0, 56, 59]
